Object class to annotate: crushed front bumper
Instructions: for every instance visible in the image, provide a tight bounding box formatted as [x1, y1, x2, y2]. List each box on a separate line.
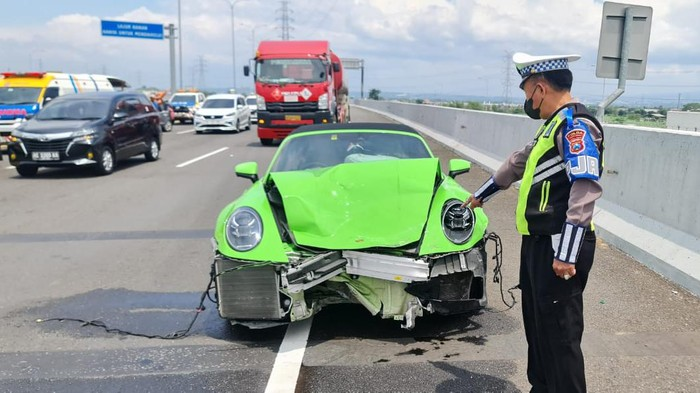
[213, 244, 488, 329]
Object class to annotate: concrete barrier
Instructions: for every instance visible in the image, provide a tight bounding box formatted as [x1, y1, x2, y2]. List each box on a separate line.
[356, 100, 700, 296]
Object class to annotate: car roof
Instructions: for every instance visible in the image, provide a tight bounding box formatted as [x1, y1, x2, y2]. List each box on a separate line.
[290, 122, 421, 136]
[205, 94, 241, 99]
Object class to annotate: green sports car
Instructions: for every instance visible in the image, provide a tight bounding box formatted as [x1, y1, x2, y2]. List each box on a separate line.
[211, 123, 491, 329]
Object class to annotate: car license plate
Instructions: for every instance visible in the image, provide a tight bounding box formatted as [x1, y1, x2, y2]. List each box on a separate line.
[32, 151, 59, 161]
[285, 115, 301, 121]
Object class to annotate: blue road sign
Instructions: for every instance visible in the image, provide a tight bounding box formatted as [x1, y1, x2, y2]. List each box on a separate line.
[101, 20, 163, 40]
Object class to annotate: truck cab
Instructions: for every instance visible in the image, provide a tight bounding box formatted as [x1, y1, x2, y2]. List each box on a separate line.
[244, 40, 346, 146]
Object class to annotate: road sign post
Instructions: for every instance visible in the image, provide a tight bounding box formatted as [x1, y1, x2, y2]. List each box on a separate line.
[101, 20, 176, 93]
[595, 2, 653, 120]
[341, 58, 365, 99]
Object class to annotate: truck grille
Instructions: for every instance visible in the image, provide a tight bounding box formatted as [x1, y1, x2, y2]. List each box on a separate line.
[266, 102, 319, 112]
[215, 258, 283, 320]
[22, 139, 71, 152]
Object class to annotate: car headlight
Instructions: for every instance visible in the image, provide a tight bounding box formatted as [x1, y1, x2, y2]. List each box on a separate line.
[256, 95, 266, 111]
[441, 200, 475, 244]
[318, 93, 329, 110]
[225, 207, 263, 251]
[70, 128, 96, 142]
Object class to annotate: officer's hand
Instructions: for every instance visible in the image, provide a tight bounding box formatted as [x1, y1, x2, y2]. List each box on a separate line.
[552, 259, 576, 280]
[461, 195, 483, 210]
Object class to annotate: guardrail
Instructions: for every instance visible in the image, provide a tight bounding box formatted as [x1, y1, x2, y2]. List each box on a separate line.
[356, 99, 700, 296]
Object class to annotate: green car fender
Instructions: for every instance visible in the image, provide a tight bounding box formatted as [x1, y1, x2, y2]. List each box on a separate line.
[418, 176, 489, 255]
[214, 182, 290, 262]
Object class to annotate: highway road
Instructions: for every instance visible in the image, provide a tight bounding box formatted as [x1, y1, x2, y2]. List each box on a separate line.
[1, 107, 698, 392]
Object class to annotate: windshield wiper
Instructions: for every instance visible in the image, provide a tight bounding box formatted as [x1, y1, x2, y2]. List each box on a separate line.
[75, 117, 103, 120]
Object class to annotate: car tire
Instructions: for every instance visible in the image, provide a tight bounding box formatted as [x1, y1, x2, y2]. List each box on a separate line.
[16, 165, 38, 177]
[145, 138, 160, 162]
[245, 117, 251, 131]
[94, 146, 115, 176]
[196, 130, 202, 134]
[260, 138, 273, 146]
[162, 120, 173, 132]
[235, 120, 240, 133]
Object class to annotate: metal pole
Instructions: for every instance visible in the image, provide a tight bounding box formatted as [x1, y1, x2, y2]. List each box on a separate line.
[167, 24, 177, 94]
[230, 1, 236, 90]
[596, 7, 633, 121]
[178, 0, 183, 89]
[360, 62, 365, 99]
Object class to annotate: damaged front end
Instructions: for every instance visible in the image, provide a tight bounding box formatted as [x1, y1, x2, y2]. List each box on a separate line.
[213, 242, 488, 330]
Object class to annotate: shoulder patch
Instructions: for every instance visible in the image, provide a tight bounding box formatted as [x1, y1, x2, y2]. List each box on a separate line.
[565, 129, 586, 154]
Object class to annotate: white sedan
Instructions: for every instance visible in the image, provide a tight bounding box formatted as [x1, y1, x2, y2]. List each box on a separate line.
[194, 94, 251, 134]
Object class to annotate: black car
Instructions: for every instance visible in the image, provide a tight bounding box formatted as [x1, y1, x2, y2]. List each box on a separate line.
[8, 91, 162, 177]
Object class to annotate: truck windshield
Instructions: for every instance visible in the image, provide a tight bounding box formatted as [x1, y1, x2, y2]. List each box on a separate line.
[0, 87, 42, 105]
[36, 99, 109, 120]
[256, 58, 327, 84]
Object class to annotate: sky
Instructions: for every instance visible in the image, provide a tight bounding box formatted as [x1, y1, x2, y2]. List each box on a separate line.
[1, 0, 699, 107]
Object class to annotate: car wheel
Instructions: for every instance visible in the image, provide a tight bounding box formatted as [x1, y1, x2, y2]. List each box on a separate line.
[196, 130, 202, 134]
[16, 165, 38, 177]
[245, 117, 251, 130]
[260, 138, 273, 146]
[145, 138, 160, 161]
[235, 120, 241, 133]
[94, 146, 115, 176]
[163, 120, 173, 132]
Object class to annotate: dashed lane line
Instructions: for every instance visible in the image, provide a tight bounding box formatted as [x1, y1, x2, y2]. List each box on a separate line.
[176, 147, 229, 168]
[264, 317, 313, 393]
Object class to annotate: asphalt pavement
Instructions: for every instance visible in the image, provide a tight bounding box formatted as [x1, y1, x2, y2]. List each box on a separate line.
[0, 108, 698, 393]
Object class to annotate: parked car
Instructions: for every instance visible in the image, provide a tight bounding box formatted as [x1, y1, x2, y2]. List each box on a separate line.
[8, 91, 162, 177]
[245, 94, 258, 122]
[210, 123, 492, 330]
[169, 91, 205, 124]
[194, 94, 251, 134]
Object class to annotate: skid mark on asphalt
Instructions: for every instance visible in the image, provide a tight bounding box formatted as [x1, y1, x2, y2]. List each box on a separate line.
[176, 147, 229, 168]
[0, 229, 212, 243]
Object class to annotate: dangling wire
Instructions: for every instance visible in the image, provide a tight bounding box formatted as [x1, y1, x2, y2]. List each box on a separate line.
[486, 232, 518, 311]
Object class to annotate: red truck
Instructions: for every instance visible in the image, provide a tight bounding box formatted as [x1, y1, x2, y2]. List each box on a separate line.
[244, 40, 348, 146]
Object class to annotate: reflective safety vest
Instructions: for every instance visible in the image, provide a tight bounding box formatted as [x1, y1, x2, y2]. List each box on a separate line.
[515, 103, 603, 235]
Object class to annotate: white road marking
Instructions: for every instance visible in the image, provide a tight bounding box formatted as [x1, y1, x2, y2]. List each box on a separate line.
[5, 166, 14, 170]
[264, 317, 313, 393]
[176, 147, 229, 168]
[176, 128, 195, 134]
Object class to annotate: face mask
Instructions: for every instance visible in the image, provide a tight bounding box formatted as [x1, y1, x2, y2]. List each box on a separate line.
[523, 85, 543, 119]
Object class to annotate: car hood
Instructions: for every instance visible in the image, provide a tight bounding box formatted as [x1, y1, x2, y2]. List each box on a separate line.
[197, 108, 235, 116]
[269, 157, 440, 249]
[19, 119, 101, 134]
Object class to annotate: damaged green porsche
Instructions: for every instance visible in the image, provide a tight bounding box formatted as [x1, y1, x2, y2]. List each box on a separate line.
[211, 122, 496, 329]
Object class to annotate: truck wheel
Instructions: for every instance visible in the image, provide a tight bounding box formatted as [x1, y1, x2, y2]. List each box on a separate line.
[260, 138, 273, 146]
[94, 146, 115, 176]
[16, 165, 38, 177]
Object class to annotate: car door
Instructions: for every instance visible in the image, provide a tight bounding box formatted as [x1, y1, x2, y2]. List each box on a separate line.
[109, 98, 136, 158]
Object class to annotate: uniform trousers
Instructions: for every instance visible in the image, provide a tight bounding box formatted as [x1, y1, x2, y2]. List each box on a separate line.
[520, 231, 596, 393]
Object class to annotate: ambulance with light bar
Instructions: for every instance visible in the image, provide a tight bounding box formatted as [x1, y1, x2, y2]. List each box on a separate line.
[0, 72, 128, 154]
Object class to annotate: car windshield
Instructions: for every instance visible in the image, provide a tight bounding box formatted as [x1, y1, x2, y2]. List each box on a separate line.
[246, 97, 257, 106]
[202, 99, 235, 109]
[256, 58, 327, 84]
[271, 131, 432, 172]
[170, 95, 196, 105]
[0, 87, 42, 105]
[36, 99, 109, 120]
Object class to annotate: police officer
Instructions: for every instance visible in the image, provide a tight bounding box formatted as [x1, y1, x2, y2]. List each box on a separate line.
[465, 52, 604, 393]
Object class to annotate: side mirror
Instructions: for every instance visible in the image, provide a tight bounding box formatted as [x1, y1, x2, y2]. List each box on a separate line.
[113, 111, 128, 121]
[332, 63, 341, 73]
[235, 161, 259, 183]
[243, 65, 250, 77]
[43, 96, 53, 106]
[448, 158, 471, 178]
